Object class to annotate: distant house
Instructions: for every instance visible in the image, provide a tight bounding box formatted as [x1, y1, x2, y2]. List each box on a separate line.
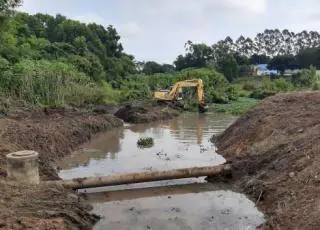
[255, 64, 279, 76]
[283, 69, 302, 76]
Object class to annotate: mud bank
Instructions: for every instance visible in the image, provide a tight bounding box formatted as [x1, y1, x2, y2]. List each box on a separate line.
[0, 108, 123, 229]
[0, 102, 183, 230]
[115, 101, 181, 123]
[213, 91, 320, 229]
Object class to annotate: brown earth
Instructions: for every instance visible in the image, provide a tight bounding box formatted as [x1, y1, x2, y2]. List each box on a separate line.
[114, 101, 182, 123]
[0, 107, 124, 229]
[0, 101, 182, 230]
[213, 91, 320, 229]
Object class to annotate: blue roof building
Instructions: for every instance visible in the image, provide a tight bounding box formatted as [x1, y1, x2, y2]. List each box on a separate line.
[255, 64, 279, 76]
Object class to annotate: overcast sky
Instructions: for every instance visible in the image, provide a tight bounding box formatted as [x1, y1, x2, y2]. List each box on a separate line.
[19, 0, 320, 63]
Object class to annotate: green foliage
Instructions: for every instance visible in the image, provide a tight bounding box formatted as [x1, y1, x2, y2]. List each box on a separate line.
[291, 66, 317, 87]
[312, 81, 320, 90]
[211, 97, 260, 116]
[0, 12, 136, 81]
[274, 78, 294, 91]
[142, 61, 175, 74]
[216, 55, 238, 82]
[119, 78, 152, 102]
[249, 90, 276, 100]
[137, 137, 154, 148]
[0, 59, 117, 106]
[0, 0, 22, 12]
[267, 55, 297, 74]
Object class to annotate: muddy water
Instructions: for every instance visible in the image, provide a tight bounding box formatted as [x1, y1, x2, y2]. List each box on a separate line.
[58, 112, 264, 230]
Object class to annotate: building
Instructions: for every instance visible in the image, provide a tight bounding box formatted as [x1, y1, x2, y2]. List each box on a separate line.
[255, 64, 279, 76]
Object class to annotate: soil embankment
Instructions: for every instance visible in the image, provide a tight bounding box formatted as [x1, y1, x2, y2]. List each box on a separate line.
[213, 91, 320, 229]
[0, 102, 181, 229]
[115, 101, 181, 123]
[0, 108, 123, 229]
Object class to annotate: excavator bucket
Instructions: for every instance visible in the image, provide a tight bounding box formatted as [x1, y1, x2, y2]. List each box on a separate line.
[198, 104, 208, 113]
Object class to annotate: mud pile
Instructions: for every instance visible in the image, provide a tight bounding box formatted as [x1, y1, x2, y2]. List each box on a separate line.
[214, 91, 320, 229]
[115, 103, 181, 123]
[0, 108, 123, 229]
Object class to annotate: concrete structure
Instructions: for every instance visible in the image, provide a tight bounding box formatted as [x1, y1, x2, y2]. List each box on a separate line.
[6, 150, 39, 184]
[255, 64, 279, 76]
[283, 69, 302, 76]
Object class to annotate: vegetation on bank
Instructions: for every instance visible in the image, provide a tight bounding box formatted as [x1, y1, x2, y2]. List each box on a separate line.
[210, 97, 260, 116]
[0, 1, 319, 112]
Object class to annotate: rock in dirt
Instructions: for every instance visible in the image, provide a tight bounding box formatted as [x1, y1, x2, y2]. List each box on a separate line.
[213, 91, 320, 230]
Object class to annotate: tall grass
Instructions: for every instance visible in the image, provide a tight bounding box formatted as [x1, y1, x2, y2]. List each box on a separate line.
[0, 59, 118, 107]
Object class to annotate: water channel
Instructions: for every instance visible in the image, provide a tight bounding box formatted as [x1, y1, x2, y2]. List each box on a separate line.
[58, 112, 264, 230]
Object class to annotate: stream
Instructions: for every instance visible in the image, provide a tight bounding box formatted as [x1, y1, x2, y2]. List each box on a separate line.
[58, 112, 264, 230]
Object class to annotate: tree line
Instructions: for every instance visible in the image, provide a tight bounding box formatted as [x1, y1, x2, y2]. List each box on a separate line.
[143, 30, 320, 81]
[0, 1, 319, 108]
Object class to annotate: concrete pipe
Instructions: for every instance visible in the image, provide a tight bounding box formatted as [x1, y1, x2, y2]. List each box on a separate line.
[6, 150, 40, 184]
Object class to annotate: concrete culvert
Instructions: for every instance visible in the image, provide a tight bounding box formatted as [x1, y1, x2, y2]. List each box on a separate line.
[6, 150, 39, 184]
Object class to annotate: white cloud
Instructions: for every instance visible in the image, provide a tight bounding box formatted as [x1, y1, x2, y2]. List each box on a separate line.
[16, 0, 320, 63]
[74, 13, 106, 25]
[119, 22, 142, 39]
[229, 0, 266, 14]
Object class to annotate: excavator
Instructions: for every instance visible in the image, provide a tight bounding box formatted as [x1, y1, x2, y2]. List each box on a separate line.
[153, 79, 208, 113]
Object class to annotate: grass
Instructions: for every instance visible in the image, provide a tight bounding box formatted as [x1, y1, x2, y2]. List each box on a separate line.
[210, 97, 260, 116]
[137, 137, 154, 148]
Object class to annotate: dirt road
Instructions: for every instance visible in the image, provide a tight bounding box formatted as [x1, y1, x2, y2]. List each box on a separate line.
[213, 91, 320, 229]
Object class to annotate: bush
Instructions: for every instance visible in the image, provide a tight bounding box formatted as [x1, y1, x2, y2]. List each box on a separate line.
[137, 137, 154, 148]
[249, 90, 276, 100]
[242, 83, 256, 91]
[125, 68, 234, 104]
[0, 59, 115, 106]
[312, 81, 320, 90]
[291, 66, 317, 88]
[212, 97, 260, 116]
[274, 78, 294, 92]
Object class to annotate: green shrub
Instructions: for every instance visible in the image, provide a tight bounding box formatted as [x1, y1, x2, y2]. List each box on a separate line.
[137, 137, 154, 148]
[274, 78, 294, 92]
[242, 83, 256, 91]
[291, 66, 317, 88]
[211, 97, 260, 116]
[249, 90, 276, 100]
[312, 81, 320, 90]
[0, 59, 115, 106]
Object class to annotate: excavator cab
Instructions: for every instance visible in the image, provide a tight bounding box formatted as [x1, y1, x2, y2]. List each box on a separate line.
[153, 79, 207, 113]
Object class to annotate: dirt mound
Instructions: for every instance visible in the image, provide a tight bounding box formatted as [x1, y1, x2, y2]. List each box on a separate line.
[115, 104, 181, 123]
[213, 91, 320, 229]
[0, 109, 123, 229]
[0, 180, 99, 230]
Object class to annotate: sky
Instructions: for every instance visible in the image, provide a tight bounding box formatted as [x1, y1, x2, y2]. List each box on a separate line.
[19, 0, 320, 63]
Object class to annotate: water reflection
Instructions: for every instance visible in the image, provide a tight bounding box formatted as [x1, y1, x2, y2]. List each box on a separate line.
[59, 112, 236, 179]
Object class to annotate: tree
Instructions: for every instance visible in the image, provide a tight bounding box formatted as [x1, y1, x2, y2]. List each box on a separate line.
[174, 41, 213, 70]
[216, 55, 239, 82]
[143, 61, 163, 74]
[161, 64, 175, 73]
[0, 0, 21, 12]
[249, 54, 271, 65]
[297, 48, 320, 69]
[268, 55, 297, 74]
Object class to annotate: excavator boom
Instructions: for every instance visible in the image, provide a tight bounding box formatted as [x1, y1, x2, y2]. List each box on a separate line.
[153, 79, 207, 112]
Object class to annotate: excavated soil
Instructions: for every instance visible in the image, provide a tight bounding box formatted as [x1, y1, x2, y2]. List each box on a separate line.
[0, 101, 182, 230]
[0, 107, 123, 229]
[213, 91, 320, 229]
[114, 101, 181, 123]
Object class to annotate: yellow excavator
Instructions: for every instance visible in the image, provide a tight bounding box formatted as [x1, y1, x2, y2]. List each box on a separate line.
[153, 79, 207, 113]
